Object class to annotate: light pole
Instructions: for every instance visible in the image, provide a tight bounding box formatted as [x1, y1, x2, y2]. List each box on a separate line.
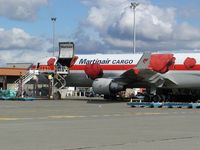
[130, 2, 139, 54]
[51, 17, 56, 56]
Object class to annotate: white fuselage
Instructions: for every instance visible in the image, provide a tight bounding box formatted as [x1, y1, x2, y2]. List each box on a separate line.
[67, 54, 141, 87]
[37, 53, 200, 88]
[66, 53, 200, 88]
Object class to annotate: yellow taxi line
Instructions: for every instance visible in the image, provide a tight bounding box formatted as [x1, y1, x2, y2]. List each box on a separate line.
[0, 112, 166, 121]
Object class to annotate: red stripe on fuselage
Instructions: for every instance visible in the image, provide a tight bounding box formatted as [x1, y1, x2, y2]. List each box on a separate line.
[173, 64, 200, 70]
[70, 64, 136, 70]
[70, 64, 200, 71]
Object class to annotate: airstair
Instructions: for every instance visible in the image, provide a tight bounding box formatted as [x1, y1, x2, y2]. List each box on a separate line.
[54, 73, 67, 89]
[12, 70, 39, 94]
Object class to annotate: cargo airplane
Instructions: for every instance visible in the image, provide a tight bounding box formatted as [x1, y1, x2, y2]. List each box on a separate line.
[35, 51, 200, 102]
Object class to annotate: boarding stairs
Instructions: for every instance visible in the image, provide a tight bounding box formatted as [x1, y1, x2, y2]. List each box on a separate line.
[13, 70, 39, 92]
[51, 67, 69, 99]
[54, 66, 69, 89]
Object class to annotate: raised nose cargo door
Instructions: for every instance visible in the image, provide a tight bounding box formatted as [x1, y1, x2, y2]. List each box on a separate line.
[57, 42, 75, 67]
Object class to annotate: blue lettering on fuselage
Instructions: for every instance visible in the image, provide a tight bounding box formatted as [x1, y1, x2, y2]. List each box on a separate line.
[112, 59, 134, 64]
[78, 59, 134, 64]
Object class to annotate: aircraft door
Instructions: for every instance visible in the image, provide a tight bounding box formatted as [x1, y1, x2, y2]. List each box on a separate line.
[57, 42, 75, 68]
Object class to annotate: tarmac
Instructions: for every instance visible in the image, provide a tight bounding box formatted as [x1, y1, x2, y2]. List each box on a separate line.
[0, 99, 200, 150]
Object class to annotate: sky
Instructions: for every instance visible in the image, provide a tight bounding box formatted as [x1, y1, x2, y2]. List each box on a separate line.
[1, 0, 200, 65]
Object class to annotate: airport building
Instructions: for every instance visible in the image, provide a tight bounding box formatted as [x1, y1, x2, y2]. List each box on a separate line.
[0, 64, 28, 90]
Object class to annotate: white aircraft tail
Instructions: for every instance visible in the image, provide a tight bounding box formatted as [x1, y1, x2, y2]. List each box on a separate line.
[136, 52, 151, 69]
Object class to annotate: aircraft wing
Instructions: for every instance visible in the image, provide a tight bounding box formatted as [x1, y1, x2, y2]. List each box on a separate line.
[118, 52, 176, 88]
[120, 52, 152, 79]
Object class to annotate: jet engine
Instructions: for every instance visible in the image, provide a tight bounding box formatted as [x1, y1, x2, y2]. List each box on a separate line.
[92, 78, 124, 96]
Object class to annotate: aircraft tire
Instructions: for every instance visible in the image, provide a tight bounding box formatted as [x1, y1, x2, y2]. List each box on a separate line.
[53, 92, 61, 100]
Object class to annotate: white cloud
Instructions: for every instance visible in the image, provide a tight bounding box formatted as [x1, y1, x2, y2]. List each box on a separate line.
[136, 5, 175, 41]
[0, 27, 50, 50]
[105, 36, 132, 48]
[0, 27, 52, 65]
[80, 0, 200, 53]
[86, 0, 130, 33]
[173, 23, 200, 41]
[0, 0, 48, 20]
[0, 49, 51, 66]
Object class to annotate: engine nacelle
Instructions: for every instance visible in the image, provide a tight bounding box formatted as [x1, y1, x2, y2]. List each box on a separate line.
[92, 78, 124, 95]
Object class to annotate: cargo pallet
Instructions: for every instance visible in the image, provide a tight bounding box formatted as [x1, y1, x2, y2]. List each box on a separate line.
[127, 102, 200, 108]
